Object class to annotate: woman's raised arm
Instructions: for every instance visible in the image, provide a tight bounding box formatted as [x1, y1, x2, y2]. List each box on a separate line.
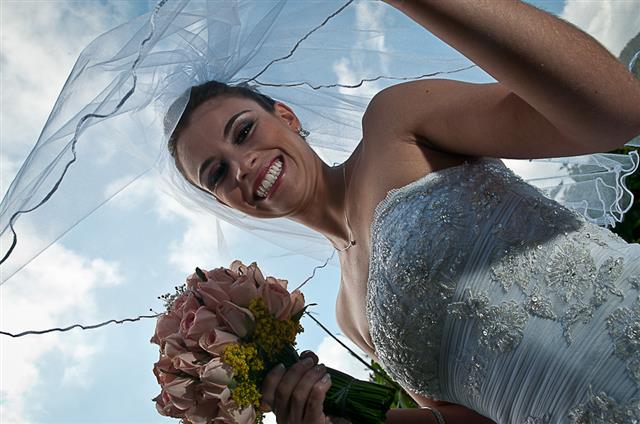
[382, 0, 640, 150]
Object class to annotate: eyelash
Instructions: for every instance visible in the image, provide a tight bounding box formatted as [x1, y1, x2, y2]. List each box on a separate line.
[234, 121, 253, 145]
[208, 121, 254, 189]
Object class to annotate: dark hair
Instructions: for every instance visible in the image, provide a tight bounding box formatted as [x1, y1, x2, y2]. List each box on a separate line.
[166, 81, 277, 183]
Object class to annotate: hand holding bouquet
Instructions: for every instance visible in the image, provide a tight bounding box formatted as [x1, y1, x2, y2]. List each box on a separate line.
[151, 261, 395, 424]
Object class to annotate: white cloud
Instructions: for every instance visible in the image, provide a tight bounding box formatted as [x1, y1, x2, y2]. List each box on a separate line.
[316, 335, 371, 380]
[561, 0, 640, 56]
[0, 0, 138, 187]
[105, 172, 237, 273]
[333, 2, 388, 98]
[1, 3, 136, 421]
[0, 230, 122, 423]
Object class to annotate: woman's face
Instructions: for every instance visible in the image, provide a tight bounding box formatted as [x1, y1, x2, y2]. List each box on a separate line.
[176, 96, 322, 219]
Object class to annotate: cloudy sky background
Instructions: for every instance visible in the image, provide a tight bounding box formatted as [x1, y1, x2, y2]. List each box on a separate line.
[1, 0, 639, 423]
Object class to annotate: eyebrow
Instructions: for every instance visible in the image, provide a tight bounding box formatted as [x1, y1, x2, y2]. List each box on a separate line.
[197, 109, 251, 187]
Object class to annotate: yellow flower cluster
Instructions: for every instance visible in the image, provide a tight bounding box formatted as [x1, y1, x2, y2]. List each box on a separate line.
[249, 298, 303, 359]
[233, 380, 262, 409]
[223, 343, 264, 381]
[222, 343, 264, 411]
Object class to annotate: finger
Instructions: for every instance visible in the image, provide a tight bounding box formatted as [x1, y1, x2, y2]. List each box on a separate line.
[287, 363, 327, 423]
[274, 357, 316, 421]
[299, 350, 319, 365]
[260, 363, 285, 412]
[304, 372, 332, 422]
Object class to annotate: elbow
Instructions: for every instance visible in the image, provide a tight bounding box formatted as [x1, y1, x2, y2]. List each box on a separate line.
[580, 120, 640, 153]
[618, 123, 640, 149]
[605, 122, 640, 151]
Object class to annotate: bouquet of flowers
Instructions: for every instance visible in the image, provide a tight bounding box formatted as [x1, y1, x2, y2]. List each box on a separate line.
[151, 261, 395, 424]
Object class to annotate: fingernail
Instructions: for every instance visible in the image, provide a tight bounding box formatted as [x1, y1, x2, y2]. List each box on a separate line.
[302, 357, 314, 366]
[314, 364, 326, 373]
[321, 373, 331, 384]
[276, 363, 285, 370]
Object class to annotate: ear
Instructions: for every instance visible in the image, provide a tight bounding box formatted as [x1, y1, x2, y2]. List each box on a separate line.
[273, 102, 300, 131]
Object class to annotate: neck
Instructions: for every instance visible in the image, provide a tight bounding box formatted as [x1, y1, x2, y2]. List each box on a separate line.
[289, 146, 361, 250]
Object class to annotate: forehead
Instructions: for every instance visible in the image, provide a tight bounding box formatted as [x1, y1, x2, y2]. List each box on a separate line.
[176, 96, 257, 180]
[183, 95, 256, 143]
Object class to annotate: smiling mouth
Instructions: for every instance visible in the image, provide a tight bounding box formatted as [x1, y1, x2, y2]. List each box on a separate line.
[255, 157, 283, 199]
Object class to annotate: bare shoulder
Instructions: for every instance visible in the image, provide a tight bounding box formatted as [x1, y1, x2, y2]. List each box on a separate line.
[362, 79, 589, 159]
[361, 79, 455, 143]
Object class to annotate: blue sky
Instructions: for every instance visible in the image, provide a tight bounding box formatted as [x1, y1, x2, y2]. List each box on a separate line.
[1, 1, 639, 423]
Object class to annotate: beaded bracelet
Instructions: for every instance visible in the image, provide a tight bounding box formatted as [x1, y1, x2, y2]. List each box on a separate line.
[420, 406, 446, 424]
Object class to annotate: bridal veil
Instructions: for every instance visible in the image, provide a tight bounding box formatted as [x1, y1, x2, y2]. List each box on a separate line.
[1, 0, 638, 283]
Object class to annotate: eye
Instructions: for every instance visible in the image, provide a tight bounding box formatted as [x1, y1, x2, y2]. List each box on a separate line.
[234, 121, 253, 145]
[208, 162, 227, 190]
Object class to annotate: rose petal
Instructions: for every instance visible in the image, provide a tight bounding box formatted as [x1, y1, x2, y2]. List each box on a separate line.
[228, 275, 259, 307]
[164, 377, 196, 411]
[199, 357, 234, 386]
[154, 313, 181, 344]
[199, 329, 239, 355]
[198, 281, 231, 310]
[259, 279, 291, 320]
[216, 301, 255, 338]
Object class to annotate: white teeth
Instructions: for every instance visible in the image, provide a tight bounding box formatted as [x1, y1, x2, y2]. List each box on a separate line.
[256, 159, 283, 198]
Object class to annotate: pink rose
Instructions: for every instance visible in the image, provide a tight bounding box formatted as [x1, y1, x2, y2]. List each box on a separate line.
[164, 376, 197, 411]
[153, 355, 179, 386]
[199, 357, 234, 387]
[287, 289, 305, 319]
[201, 384, 231, 403]
[230, 261, 266, 286]
[205, 267, 237, 292]
[186, 272, 202, 290]
[216, 301, 255, 338]
[197, 280, 230, 310]
[163, 333, 188, 358]
[172, 351, 207, 377]
[173, 290, 201, 319]
[259, 279, 292, 320]
[180, 306, 219, 343]
[215, 400, 256, 424]
[152, 312, 181, 345]
[265, 275, 288, 290]
[185, 398, 220, 424]
[154, 390, 185, 418]
[199, 329, 239, 355]
[228, 275, 259, 307]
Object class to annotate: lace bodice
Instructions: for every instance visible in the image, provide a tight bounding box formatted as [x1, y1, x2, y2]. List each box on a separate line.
[366, 158, 640, 423]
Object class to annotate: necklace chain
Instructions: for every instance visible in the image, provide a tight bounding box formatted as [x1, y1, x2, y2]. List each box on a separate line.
[335, 162, 357, 252]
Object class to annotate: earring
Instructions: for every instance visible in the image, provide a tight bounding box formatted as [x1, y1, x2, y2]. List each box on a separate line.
[298, 127, 310, 138]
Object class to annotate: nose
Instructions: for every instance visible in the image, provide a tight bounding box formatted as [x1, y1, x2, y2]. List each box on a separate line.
[234, 151, 259, 182]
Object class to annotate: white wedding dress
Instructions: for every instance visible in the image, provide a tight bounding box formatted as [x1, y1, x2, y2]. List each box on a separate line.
[367, 158, 640, 424]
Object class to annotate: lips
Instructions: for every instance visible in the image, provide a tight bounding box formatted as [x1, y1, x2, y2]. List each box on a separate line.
[253, 156, 284, 200]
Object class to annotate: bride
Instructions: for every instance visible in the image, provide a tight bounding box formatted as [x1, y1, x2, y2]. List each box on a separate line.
[2, 0, 639, 423]
[166, 1, 640, 423]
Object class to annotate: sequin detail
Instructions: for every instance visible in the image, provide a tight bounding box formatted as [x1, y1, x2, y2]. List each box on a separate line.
[365, 158, 639, 420]
[523, 414, 551, 424]
[607, 295, 640, 384]
[629, 275, 640, 291]
[367, 159, 508, 397]
[568, 389, 640, 423]
[448, 289, 528, 353]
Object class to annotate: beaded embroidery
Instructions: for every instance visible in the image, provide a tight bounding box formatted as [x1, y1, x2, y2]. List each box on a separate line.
[365, 158, 639, 420]
[606, 295, 640, 384]
[448, 289, 528, 353]
[568, 389, 640, 423]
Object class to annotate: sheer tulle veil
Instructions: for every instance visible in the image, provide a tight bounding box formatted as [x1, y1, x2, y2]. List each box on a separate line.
[1, 0, 638, 283]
